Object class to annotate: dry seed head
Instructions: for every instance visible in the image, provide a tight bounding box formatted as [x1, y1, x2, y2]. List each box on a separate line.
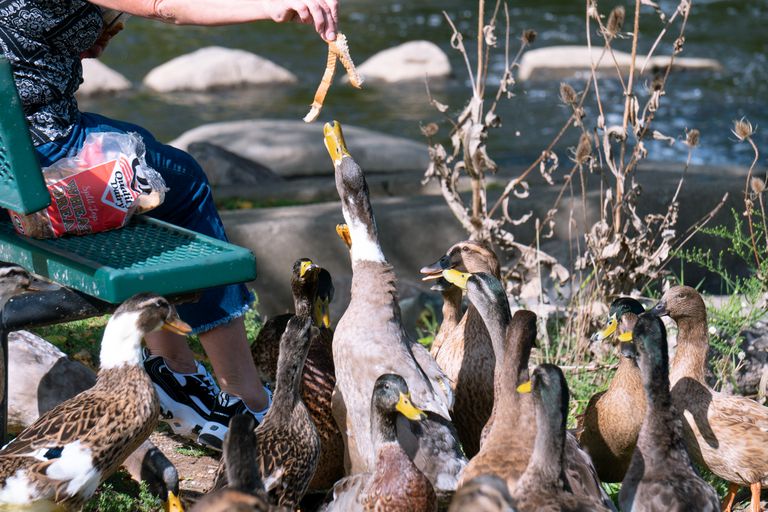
[421, 122, 439, 137]
[751, 177, 765, 195]
[732, 117, 754, 141]
[522, 29, 537, 44]
[575, 133, 592, 164]
[606, 6, 625, 38]
[685, 128, 700, 148]
[559, 83, 577, 105]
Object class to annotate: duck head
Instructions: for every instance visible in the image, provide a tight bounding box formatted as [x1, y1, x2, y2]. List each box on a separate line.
[290, 258, 321, 317]
[651, 285, 706, 323]
[0, 263, 58, 308]
[632, 313, 670, 391]
[420, 240, 501, 287]
[324, 121, 384, 263]
[313, 268, 334, 329]
[371, 373, 426, 445]
[100, 293, 191, 370]
[591, 297, 645, 342]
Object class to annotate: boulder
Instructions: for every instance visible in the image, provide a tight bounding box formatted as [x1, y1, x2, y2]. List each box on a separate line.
[8, 330, 96, 433]
[355, 40, 451, 83]
[517, 45, 722, 81]
[78, 58, 131, 96]
[170, 119, 429, 177]
[187, 142, 282, 188]
[143, 46, 297, 92]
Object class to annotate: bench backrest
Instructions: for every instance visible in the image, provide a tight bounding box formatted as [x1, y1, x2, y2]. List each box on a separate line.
[0, 58, 52, 215]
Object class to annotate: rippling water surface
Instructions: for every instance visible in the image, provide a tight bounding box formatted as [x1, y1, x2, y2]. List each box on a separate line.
[82, 0, 768, 169]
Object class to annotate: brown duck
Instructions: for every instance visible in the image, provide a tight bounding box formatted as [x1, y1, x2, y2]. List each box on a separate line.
[324, 374, 436, 512]
[512, 364, 611, 512]
[420, 241, 499, 457]
[578, 297, 647, 483]
[324, 120, 465, 494]
[251, 259, 343, 492]
[0, 293, 190, 510]
[619, 313, 719, 511]
[444, 270, 614, 509]
[653, 285, 768, 512]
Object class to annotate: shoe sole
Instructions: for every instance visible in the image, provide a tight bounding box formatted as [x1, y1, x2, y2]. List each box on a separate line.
[154, 385, 209, 439]
[197, 423, 227, 451]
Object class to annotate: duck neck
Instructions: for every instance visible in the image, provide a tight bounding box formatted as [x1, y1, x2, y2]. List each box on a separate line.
[293, 293, 313, 318]
[371, 405, 398, 451]
[670, 316, 708, 384]
[441, 287, 463, 330]
[520, 397, 568, 491]
[338, 159, 385, 265]
[99, 313, 144, 370]
[271, 320, 310, 412]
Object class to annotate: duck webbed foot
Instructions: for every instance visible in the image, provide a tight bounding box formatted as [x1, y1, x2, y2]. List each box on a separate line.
[721, 482, 739, 512]
[750, 482, 762, 512]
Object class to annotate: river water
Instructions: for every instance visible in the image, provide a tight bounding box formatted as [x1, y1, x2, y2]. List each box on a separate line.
[81, 0, 768, 170]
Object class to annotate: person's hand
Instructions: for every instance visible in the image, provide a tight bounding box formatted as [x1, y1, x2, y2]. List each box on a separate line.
[80, 21, 124, 59]
[266, 0, 339, 41]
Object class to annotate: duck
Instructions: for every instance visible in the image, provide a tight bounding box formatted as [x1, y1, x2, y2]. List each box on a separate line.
[255, 311, 321, 508]
[444, 270, 614, 509]
[0, 263, 58, 309]
[619, 312, 719, 511]
[512, 364, 612, 512]
[652, 285, 768, 512]
[251, 260, 343, 492]
[448, 474, 515, 512]
[323, 373, 436, 512]
[323, 120, 465, 494]
[577, 297, 647, 482]
[0, 293, 189, 510]
[191, 414, 282, 512]
[420, 241, 499, 457]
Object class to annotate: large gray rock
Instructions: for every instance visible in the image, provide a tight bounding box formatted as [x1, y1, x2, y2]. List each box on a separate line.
[355, 40, 451, 83]
[187, 142, 283, 188]
[78, 58, 131, 96]
[170, 120, 429, 177]
[518, 45, 722, 81]
[8, 330, 96, 433]
[143, 46, 297, 92]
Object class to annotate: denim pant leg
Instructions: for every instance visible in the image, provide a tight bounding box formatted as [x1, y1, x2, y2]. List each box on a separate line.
[34, 112, 254, 333]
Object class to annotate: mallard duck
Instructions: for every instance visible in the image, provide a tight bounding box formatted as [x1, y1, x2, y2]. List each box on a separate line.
[448, 474, 515, 512]
[251, 260, 343, 493]
[578, 297, 647, 483]
[324, 373, 436, 512]
[420, 241, 499, 457]
[0, 263, 57, 308]
[256, 311, 321, 508]
[512, 364, 611, 512]
[652, 285, 768, 512]
[619, 312, 719, 511]
[0, 293, 189, 510]
[192, 414, 281, 512]
[444, 270, 613, 509]
[323, 120, 465, 493]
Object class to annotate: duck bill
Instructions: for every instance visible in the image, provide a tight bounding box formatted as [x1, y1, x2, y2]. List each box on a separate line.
[419, 256, 450, 281]
[314, 299, 331, 328]
[516, 380, 532, 393]
[336, 223, 352, 249]
[590, 315, 617, 342]
[300, 260, 317, 278]
[442, 269, 471, 290]
[26, 278, 60, 292]
[162, 318, 193, 336]
[651, 299, 668, 316]
[164, 490, 184, 512]
[396, 392, 427, 421]
[617, 330, 633, 342]
[323, 120, 351, 165]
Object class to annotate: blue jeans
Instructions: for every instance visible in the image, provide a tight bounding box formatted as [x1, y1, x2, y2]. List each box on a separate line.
[35, 112, 254, 334]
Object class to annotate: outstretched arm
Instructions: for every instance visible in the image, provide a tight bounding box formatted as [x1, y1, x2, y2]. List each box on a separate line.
[89, 0, 339, 41]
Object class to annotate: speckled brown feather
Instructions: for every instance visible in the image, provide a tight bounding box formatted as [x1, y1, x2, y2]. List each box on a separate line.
[0, 366, 159, 509]
[361, 444, 436, 511]
[252, 314, 291, 383]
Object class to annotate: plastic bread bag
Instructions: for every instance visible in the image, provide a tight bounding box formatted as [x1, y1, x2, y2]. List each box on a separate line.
[8, 132, 168, 239]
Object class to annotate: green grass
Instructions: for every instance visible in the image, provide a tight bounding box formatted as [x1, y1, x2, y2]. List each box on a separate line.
[83, 473, 162, 512]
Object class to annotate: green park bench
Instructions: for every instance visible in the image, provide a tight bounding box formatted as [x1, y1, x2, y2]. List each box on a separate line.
[0, 57, 257, 440]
